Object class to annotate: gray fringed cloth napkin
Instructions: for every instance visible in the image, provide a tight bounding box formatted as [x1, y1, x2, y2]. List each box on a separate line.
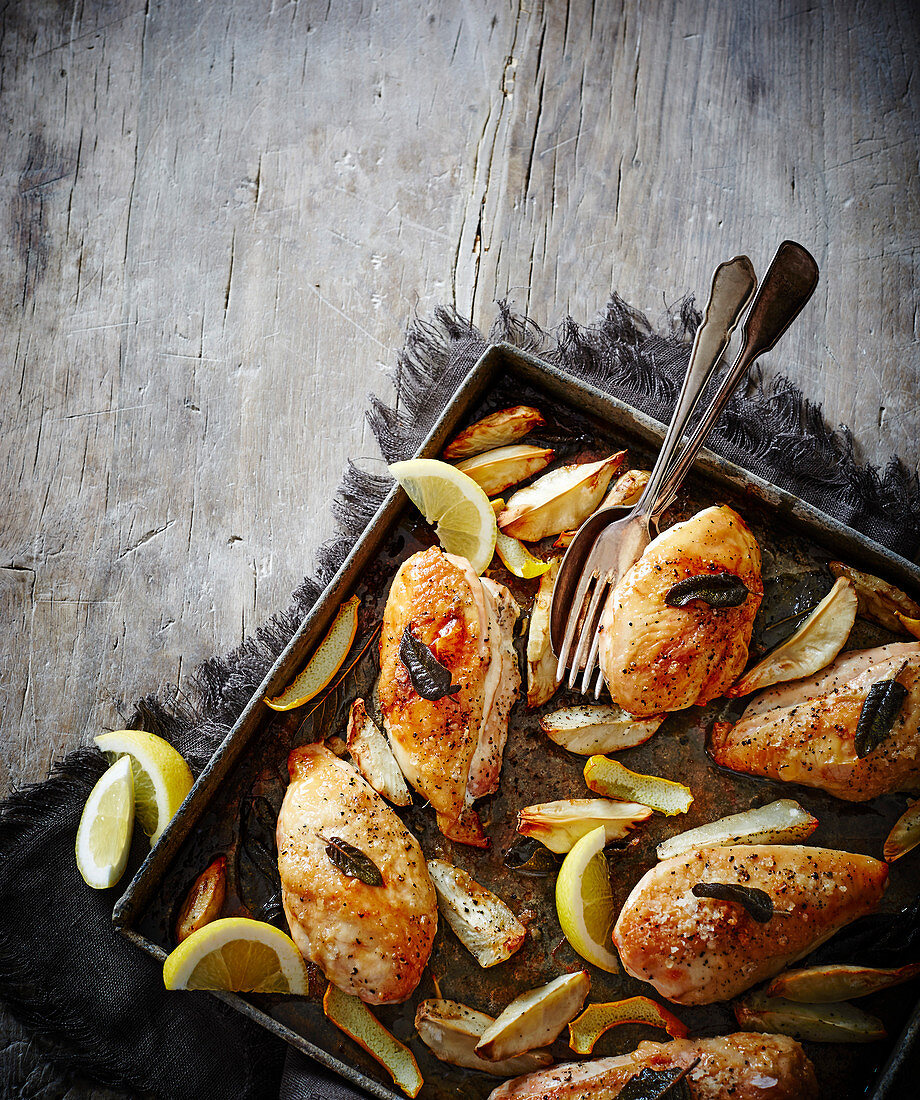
[1, 296, 918, 1100]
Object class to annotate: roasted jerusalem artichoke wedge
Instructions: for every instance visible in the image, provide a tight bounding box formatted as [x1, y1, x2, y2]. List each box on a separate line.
[415, 1000, 553, 1076]
[613, 844, 887, 1005]
[518, 798, 652, 853]
[443, 406, 546, 461]
[486, 1033, 818, 1100]
[540, 705, 663, 755]
[829, 561, 920, 634]
[426, 859, 525, 967]
[498, 453, 626, 541]
[712, 641, 920, 800]
[526, 560, 559, 707]
[456, 444, 555, 497]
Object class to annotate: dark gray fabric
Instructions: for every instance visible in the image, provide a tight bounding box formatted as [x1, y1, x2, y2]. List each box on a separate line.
[1, 296, 918, 1100]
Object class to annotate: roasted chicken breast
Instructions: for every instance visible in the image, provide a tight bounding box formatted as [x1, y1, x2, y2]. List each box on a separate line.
[379, 546, 520, 846]
[613, 844, 887, 1005]
[276, 744, 437, 1004]
[599, 506, 763, 717]
[488, 1033, 818, 1100]
[712, 642, 920, 800]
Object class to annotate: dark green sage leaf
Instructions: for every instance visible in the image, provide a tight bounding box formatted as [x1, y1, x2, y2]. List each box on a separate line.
[666, 572, 749, 609]
[855, 669, 909, 758]
[692, 882, 774, 923]
[618, 1058, 699, 1100]
[322, 835, 384, 886]
[503, 836, 560, 877]
[399, 625, 461, 701]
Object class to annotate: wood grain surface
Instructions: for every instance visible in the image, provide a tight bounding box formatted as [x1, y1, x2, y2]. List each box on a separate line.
[0, 0, 918, 1093]
[2, 0, 918, 792]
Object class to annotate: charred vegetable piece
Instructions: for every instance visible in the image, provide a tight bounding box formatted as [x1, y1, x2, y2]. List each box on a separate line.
[399, 625, 460, 701]
[829, 561, 920, 634]
[691, 882, 774, 923]
[526, 560, 559, 707]
[443, 406, 546, 461]
[498, 453, 627, 541]
[665, 571, 749, 609]
[518, 798, 652, 854]
[345, 698, 412, 806]
[456, 444, 555, 497]
[734, 990, 886, 1043]
[854, 661, 909, 758]
[475, 971, 591, 1062]
[729, 577, 857, 696]
[618, 1061, 698, 1100]
[541, 705, 664, 755]
[584, 758, 693, 815]
[175, 856, 227, 943]
[567, 997, 688, 1054]
[503, 836, 561, 876]
[323, 985, 423, 1096]
[426, 860, 525, 968]
[884, 799, 920, 862]
[766, 961, 920, 1002]
[656, 799, 818, 861]
[321, 836, 384, 886]
[415, 999, 553, 1075]
[265, 595, 360, 710]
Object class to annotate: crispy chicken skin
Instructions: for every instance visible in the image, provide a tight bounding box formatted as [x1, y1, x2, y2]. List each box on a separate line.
[488, 1033, 818, 1100]
[276, 744, 437, 1004]
[379, 547, 520, 846]
[613, 844, 887, 1005]
[712, 642, 920, 800]
[599, 506, 763, 717]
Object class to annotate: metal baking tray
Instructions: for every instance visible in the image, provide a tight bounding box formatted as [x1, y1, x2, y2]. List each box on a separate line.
[114, 343, 920, 1099]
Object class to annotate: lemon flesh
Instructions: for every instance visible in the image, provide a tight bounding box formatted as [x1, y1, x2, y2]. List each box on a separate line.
[75, 755, 135, 889]
[95, 729, 193, 846]
[389, 459, 497, 574]
[163, 917, 308, 994]
[555, 825, 620, 973]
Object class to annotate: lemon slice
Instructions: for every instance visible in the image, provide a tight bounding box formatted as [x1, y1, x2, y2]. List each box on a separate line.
[265, 595, 361, 711]
[555, 825, 620, 973]
[75, 756, 135, 889]
[95, 729, 193, 846]
[163, 917, 309, 994]
[389, 458, 497, 574]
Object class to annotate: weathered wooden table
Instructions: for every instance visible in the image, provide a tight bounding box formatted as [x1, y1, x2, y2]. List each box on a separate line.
[1, 0, 918, 1092]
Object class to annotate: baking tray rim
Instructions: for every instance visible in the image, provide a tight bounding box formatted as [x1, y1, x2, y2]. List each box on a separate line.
[112, 341, 920, 1100]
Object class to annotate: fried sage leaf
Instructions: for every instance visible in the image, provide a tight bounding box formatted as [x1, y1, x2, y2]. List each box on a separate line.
[399, 625, 460, 701]
[322, 835, 384, 886]
[855, 662, 909, 758]
[503, 836, 561, 876]
[665, 572, 749, 609]
[728, 577, 857, 697]
[618, 1061, 698, 1100]
[692, 882, 774, 923]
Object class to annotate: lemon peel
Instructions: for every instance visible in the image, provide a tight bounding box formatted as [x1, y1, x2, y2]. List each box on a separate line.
[265, 595, 361, 711]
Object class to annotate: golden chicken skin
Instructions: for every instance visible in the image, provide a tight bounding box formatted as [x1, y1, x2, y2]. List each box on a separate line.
[276, 744, 437, 1004]
[488, 1033, 818, 1100]
[712, 642, 920, 801]
[599, 506, 763, 717]
[379, 546, 520, 847]
[613, 844, 887, 1005]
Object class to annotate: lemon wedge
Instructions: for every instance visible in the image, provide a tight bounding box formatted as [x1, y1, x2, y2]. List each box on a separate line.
[555, 825, 620, 973]
[95, 729, 193, 846]
[265, 595, 361, 711]
[324, 985, 423, 1097]
[163, 917, 309, 994]
[494, 530, 552, 579]
[389, 458, 497, 574]
[75, 756, 135, 889]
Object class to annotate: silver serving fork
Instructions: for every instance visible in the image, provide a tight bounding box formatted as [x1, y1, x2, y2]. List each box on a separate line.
[551, 241, 819, 695]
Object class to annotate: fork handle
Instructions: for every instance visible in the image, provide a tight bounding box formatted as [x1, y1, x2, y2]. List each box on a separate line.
[635, 255, 757, 516]
[651, 240, 819, 522]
